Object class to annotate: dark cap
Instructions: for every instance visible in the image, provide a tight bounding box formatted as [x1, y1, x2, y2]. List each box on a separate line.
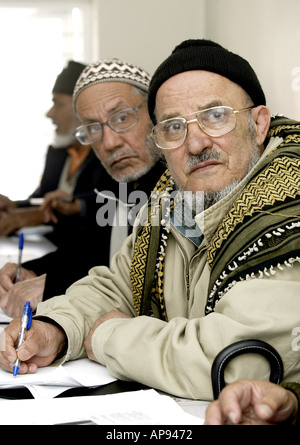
[52, 61, 87, 95]
[148, 39, 266, 124]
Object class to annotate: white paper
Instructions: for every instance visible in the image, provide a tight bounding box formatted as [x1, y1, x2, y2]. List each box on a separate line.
[0, 358, 116, 398]
[29, 198, 44, 206]
[0, 389, 204, 425]
[0, 310, 13, 324]
[90, 390, 204, 425]
[0, 233, 56, 267]
[24, 384, 74, 399]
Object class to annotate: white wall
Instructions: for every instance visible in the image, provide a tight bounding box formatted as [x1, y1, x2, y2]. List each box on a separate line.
[205, 0, 300, 119]
[91, 0, 300, 120]
[1, 0, 299, 199]
[91, 0, 206, 75]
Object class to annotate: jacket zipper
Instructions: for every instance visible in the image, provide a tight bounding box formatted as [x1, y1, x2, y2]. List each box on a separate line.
[169, 227, 190, 299]
[170, 226, 206, 301]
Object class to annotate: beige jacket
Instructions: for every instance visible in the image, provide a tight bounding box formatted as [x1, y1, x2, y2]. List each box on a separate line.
[37, 137, 300, 400]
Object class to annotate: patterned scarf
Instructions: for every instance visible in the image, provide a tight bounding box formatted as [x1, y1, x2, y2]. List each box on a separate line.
[130, 170, 174, 320]
[130, 116, 300, 320]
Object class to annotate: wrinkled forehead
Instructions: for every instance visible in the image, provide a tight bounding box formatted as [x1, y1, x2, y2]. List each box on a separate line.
[155, 70, 249, 122]
[75, 81, 146, 120]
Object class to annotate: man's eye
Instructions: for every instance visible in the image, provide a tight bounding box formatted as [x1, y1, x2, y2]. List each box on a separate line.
[113, 111, 130, 124]
[203, 108, 227, 123]
[163, 120, 184, 134]
[89, 124, 101, 135]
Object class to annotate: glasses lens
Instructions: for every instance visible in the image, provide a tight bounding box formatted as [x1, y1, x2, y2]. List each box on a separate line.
[75, 123, 102, 145]
[153, 118, 187, 149]
[198, 106, 235, 136]
[109, 108, 138, 132]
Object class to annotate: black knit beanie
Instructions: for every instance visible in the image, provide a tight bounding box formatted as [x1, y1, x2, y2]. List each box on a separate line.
[148, 39, 266, 124]
[52, 60, 86, 95]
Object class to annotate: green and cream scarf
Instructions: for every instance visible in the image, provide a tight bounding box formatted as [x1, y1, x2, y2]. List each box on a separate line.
[130, 116, 300, 320]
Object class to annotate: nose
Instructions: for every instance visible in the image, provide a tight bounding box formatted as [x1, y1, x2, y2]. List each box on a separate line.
[93, 124, 124, 161]
[184, 120, 213, 155]
[46, 104, 56, 120]
[101, 124, 124, 152]
[46, 105, 54, 119]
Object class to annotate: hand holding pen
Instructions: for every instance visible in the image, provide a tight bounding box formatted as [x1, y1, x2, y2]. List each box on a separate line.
[14, 232, 24, 283]
[13, 301, 33, 376]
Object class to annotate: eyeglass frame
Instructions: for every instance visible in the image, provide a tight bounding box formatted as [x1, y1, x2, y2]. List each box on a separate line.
[151, 105, 255, 150]
[74, 101, 147, 145]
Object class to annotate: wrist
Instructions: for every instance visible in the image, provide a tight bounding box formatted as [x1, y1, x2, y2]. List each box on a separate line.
[35, 316, 68, 360]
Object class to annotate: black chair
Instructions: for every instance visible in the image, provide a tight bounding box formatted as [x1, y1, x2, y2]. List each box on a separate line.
[211, 339, 284, 399]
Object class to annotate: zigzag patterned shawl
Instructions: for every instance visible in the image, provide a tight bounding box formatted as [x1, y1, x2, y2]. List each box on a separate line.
[130, 116, 300, 320]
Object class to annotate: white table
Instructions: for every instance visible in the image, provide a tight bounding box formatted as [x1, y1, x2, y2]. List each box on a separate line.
[0, 226, 57, 267]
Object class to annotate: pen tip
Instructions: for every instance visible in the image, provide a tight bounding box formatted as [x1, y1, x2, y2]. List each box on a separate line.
[13, 366, 19, 377]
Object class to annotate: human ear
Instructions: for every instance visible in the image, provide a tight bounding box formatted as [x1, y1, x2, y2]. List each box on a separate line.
[252, 105, 271, 145]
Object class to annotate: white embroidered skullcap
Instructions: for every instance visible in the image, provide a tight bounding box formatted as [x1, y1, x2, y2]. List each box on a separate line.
[73, 58, 151, 108]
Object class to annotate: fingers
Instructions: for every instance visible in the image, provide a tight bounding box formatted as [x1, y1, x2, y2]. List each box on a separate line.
[0, 319, 67, 374]
[19, 267, 37, 281]
[0, 215, 19, 236]
[42, 207, 58, 224]
[52, 199, 81, 216]
[0, 263, 17, 295]
[39, 190, 81, 217]
[204, 401, 224, 425]
[0, 319, 22, 371]
[205, 380, 299, 425]
[205, 380, 251, 425]
[84, 311, 131, 362]
[41, 190, 70, 211]
[216, 382, 246, 424]
[0, 267, 40, 318]
[255, 385, 298, 423]
[1, 319, 39, 373]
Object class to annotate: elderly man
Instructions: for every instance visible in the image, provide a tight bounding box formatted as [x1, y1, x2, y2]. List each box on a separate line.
[1, 40, 300, 401]
[0, 61, 103, 243]
[0, 59, 163, 318]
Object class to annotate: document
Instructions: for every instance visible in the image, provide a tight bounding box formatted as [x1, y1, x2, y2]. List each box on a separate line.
[0, 389, 205, 425]
[0, 232, 56, 268]
[0, 358, 117, 398]
[0, 310, 12, 323]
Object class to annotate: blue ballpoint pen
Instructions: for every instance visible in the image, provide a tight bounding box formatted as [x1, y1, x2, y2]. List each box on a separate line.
[13, 301, 33, 377]
[15, 232, 24, 283]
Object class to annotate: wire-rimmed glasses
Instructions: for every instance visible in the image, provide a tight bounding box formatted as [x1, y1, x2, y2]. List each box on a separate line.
[74, 101, 146, 145]
[151, 105, 255, 150]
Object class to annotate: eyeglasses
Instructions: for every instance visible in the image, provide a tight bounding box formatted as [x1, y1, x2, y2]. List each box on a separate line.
[151, 105, 255, 150]
[74, 101, 146, 145]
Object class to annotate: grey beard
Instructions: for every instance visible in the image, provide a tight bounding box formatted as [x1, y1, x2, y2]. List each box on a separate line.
[102, 125, 161, 183]
[176, 142, 261, 212]
[51, 132, 77, 148]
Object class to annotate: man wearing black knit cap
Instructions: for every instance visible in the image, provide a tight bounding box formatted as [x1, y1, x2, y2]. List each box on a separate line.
[1, 40, 300, 411]
[0, 61, 104, 243]
[148, 39, 268, 209]
[147, 39, 266, 124]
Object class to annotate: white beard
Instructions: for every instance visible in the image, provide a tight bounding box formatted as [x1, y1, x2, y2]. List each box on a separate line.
[51, 132, 77, 148]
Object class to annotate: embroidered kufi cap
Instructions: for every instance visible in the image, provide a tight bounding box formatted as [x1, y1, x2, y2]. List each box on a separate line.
[73, 58, 151, 108]
[52, 61, 86, 96]
[148, 39, 266, 124]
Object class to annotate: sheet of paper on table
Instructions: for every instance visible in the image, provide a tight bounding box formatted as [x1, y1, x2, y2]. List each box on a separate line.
[0, 389, 205, 425]
[0, 358, 117, 398]
[0, 309, 12, 323]
[0, 230, 56, 267]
